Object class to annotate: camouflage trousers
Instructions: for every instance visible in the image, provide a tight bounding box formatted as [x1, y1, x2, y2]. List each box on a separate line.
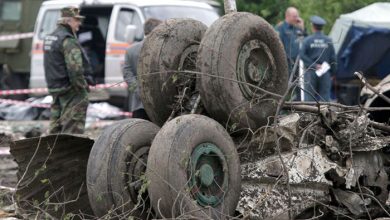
[49, 88, 88, 134]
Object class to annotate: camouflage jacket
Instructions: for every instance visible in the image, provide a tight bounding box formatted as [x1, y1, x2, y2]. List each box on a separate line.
[44, 24, 89, 93]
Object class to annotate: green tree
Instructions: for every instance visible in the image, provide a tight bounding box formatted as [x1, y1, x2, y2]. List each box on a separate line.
[216, 0, 386, 33]
[290, 0, 381, 34]
[217, 0, 289, 24]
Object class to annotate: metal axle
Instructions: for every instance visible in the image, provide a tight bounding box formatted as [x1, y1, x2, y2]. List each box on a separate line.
[224, 0, 237, 14]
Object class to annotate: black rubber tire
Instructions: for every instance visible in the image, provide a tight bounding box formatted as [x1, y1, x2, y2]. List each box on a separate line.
[146, 114, 241, 219]
[138, 18, 207, 126]
[87, 119, 159, 218]
[197, 12, 288, 131]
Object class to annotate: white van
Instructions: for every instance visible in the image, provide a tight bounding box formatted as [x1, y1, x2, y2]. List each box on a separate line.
[30, 0, 219, 107]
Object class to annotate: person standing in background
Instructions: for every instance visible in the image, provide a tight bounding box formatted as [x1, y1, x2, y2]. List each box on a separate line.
[300, 15, 337, 102]
[43, 7, 90, 134]
[276, 7, 306, 100]
[123, 18, 162, 120]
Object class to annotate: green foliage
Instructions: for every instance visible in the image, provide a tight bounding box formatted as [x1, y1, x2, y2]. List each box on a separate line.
[290, 0, 381, 33]
[217, 0, 289, 23]
[216, 0, 385, 33]
[40, 178, 49, 184]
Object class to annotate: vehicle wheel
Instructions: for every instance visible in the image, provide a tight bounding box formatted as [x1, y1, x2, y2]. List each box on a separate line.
[146, 114, 241, 219]
[138, 18, 207, 126]
[364, 90, 390, 124]
[197, 12, 288, 131]
[87, 119, 159, 218]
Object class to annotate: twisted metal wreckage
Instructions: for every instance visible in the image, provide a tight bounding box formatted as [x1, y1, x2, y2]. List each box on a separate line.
[8, 0, 390, 219]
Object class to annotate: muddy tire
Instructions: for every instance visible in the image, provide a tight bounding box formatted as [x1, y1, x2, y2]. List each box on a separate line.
[146, 114, 241, 219]
[197, 12, 288, 131]
[138, 18, 207, 126]
[87, 119, 159, 218]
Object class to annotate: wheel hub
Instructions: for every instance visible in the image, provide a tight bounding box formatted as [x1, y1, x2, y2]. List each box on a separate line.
[189, 143, 228, 207]
[126, 146, 150, 202]
[199, 164, 215, 187]
[237, 39, 276, 100]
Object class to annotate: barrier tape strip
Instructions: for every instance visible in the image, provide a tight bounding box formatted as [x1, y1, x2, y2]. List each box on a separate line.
[0, 32, 34, 42]
[0, 82, 128, 96]
[0, 98, 132, 117]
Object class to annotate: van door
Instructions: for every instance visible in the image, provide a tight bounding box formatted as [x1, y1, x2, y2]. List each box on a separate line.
[105, 5, 144, 89]
[30, 6, 61, 89]
[78, 5, 113, 84]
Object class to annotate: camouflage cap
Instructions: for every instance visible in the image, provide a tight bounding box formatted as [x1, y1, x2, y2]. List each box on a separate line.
[61, 6, 85, 19]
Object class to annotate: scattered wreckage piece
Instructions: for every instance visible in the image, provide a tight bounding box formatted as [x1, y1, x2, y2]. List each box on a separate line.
[237, 112, 390, 219]
[238, 146, 335, 219]
[10, 134, 94, 219]
[0, 148, 18, 187]
[238, 182, 330, 220]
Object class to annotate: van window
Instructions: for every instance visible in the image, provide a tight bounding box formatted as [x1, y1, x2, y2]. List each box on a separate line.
[39, 9, 61, 39]
[115, 9, 143, 42]
[0, 0, 21, 21]
[79, 6, 113, 40]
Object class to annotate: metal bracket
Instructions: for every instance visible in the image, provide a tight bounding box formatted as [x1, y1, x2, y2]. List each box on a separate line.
[224, 0, 237, 14]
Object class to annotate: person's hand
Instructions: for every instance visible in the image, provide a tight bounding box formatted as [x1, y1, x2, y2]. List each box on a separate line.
[296, 17, 304, 30]
[316, 64, 322, 70]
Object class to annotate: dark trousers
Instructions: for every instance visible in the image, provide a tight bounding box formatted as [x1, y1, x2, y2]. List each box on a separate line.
[304, 71, 331, 102]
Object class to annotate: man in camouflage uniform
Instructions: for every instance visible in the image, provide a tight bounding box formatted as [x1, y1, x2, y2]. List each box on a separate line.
[43, 7, 90, 134]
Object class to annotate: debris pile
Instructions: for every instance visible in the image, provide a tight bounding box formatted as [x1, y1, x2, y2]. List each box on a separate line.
[238, 108, 390, 219]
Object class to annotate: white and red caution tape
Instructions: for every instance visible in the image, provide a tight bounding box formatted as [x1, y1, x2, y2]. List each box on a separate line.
[0, 32, 34, 42]
[0, 88, 48, 96]
[0, 82, 128, 96]
[0, 98, 132, 117]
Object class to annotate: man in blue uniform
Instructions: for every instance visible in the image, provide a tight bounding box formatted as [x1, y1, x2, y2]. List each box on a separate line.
[276, 7, 306, 100]
[277, 7, 305, 66]
[300, 15, 337, 102]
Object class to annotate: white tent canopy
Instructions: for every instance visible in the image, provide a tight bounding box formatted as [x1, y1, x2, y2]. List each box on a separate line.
[329, 2, 390, 53]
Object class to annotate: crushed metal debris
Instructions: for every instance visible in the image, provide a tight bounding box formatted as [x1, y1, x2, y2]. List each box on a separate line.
[238, 110, 390, 219]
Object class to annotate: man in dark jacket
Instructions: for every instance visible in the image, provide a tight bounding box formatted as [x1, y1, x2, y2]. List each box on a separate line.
[276, 7, 306, 100]
[123, 18, 161, 119]
[43, 6, 90, 134]
[300, 15, 337, 101]
[277, 7, 305, 67]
